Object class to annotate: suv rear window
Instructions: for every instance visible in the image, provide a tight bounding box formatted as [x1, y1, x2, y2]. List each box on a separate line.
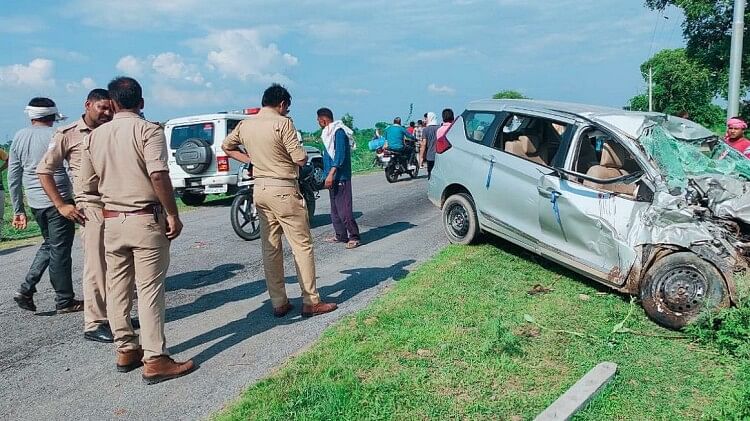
[170, 123, 214, 149]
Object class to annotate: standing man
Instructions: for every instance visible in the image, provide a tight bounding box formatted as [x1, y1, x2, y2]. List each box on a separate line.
[37, 88, 114, 343]
[724, 117, 750, 158]
[79, 77, 194, 384]
[0, 146, 8, 240]
[413, 119, 425, 168]
[9, 98, 83, 314]
[318, 107, 361, 249]
[222, 84, 337, 318]
[422, 112, 440, 179]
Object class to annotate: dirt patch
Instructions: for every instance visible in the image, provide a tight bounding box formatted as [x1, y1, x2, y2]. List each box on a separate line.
[528, 284, 553, 296]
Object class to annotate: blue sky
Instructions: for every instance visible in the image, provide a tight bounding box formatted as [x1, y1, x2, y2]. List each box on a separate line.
[0, 0, 684, 138]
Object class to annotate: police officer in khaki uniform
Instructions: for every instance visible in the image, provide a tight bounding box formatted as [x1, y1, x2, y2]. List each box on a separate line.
[37, 88, 115, 343]
[222, 84, 337, 317]
[79, 77, 194, 384]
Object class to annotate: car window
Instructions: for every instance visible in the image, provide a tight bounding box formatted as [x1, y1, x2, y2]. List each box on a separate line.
[493, 113, 567, 167]
[170, 122, 214, 149]
[227, 119, 241, 135]
[463, 112, 498, 144]
[569, 127, 644, 197]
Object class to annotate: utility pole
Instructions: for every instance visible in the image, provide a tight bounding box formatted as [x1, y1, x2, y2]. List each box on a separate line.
[648, 66, 653, 112]
[728, 0, 746, 118]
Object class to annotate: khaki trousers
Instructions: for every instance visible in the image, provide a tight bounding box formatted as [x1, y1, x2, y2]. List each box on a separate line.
[81, 206, 108, 331]
[254, 179, 320, 307]
[104, 213, 170, 360]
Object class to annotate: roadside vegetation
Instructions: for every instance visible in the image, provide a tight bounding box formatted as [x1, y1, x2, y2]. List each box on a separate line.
[216, 240, 749, 420]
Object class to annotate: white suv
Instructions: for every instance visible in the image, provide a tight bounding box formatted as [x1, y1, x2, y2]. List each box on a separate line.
[166, 110, 324, 205]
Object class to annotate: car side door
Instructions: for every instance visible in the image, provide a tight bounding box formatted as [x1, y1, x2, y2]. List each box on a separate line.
[536, 125, 649, 285]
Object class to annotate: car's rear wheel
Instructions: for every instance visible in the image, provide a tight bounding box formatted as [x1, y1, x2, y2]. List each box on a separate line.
[640, 252, 729, 330]
[442, 193, 479, 245]
[180, 192, 206, 206]
[311, 160, 325, 190]
[230, 192, 261, 241]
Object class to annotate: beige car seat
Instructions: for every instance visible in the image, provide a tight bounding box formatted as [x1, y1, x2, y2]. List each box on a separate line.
[504, 135, 547, 165]
[583, 142, 637, 196]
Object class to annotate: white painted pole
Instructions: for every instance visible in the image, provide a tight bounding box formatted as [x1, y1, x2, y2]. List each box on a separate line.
[728, 0, 746, 118]
[648, 66, 653, 112]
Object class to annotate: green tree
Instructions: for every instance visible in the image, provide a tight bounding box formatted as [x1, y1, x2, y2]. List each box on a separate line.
[628, 48, 724, 127]
[646, 0, 750, 98]
[492, 90, 529, 99]
[341, 113, 355, 130]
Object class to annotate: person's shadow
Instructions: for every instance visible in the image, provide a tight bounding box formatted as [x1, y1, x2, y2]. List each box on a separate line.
[359, 221, 416, 244]
[168, 259, 415, 365]
[310, 211, 363, 229]
[165, 263, 245, 292]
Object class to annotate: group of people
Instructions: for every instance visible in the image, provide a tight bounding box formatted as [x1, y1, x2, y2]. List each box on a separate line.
[1, 79, 359, 385]
[375, 108, 456, 179]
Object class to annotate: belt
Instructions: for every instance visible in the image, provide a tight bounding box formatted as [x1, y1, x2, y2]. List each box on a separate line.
[102, 205, 157, 219]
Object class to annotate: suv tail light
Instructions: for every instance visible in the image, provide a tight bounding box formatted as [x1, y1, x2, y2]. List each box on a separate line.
[217, 156, 230, 172]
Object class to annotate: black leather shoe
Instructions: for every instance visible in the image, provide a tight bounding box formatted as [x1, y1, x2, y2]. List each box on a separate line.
[13, 293, 36, 312]
[84, 324, 114, 343]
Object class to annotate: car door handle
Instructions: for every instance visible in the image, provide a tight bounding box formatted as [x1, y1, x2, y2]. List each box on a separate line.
[537, 186, 561, 198]
[482, 154, 495, 162]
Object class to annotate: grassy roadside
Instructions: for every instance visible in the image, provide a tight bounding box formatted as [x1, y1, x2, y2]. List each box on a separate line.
[216, 241, 748, 420]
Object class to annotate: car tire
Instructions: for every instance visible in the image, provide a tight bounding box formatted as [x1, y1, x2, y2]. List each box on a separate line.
[230, 192, 261, 241]
[442, 193, 479, 245]
[180, 192, 206, 206]
[175, 138, 213, 175]
[639, 252, 730, 330]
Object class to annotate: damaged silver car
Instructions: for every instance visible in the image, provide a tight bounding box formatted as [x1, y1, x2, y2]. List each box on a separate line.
[428, 99, 750, 329]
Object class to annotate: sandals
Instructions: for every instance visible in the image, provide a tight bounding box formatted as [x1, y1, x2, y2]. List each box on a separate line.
[324, 236, 344, 243]
[346, 240, 361, 249]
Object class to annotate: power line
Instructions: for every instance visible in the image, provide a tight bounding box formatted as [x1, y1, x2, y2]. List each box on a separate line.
[648, 8, 665, 58]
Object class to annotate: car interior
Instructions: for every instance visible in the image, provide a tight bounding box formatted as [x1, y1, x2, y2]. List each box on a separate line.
[494, 114, 566, 166]
[572, 128, 641, 197]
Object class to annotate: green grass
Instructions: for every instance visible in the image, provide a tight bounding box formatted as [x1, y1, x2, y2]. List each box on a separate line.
[216, 240, 748, 420]
[304, 130, 379, 175]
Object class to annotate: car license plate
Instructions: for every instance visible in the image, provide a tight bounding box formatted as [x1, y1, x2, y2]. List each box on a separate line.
[204, 184, 228, 194]
[381, 157, 390, 163]
[237, 179, 253, 187]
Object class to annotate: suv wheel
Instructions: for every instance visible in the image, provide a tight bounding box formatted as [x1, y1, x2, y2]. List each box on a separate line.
[311, 160, 325, 190]
[442, 193, 479, 245]
[181, 192, 206, 206]
[640, 252, 729, 329]
[175, 138, 213, 175]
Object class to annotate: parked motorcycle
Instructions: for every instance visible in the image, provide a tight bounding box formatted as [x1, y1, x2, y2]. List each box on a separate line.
[383, 144, 419, 183]
[230, 162, 317, 241]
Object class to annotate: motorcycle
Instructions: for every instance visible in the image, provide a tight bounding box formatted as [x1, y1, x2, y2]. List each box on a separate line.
[230, 162, 317, 241]
[383, 141, 419, 183]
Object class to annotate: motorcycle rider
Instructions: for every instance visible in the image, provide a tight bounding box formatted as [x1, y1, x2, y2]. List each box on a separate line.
[383, 117, 416, 167]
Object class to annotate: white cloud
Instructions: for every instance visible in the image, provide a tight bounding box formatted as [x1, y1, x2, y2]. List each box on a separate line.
[338, 88, 371, 96]
[427, 83, 456, 95]
[151, 84, 227, 108]
[0, 59, 55, 89]
[190, 29, 298, 83]
[116, 55, 145, 76]
[151, 52, 205, 85]
[65, 77, 97, 93]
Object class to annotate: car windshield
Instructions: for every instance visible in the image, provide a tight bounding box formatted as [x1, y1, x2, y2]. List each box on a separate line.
[639, 124, 750, 189]
[170, 122, 214, 149]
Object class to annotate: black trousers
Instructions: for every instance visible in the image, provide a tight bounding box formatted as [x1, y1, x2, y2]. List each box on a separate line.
[19, 204, 76, 309]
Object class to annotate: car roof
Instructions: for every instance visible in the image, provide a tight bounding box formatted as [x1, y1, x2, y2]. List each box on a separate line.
[465, 99, 678, 139]
[165, 113, 249, 126]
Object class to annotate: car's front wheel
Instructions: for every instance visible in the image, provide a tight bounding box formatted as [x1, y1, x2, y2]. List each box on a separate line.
[442, 193, 479, 245]
[640, 252, 730, 330]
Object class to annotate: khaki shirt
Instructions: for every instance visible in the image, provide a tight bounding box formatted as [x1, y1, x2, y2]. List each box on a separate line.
[79, 112, 169, 212]
[222, 107, 306, 181]
[36, 117, 102, 207]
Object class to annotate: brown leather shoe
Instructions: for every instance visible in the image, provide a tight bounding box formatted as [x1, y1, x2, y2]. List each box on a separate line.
[116, 348, 144, 373]
[301, 302, 338, 317]
[273, 302, 293, 318]
[142, 356, 195, 385]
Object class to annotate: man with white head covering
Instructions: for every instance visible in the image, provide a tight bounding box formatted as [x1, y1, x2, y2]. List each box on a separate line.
[8, 97, 83, 314]
[421, 112, 440, 179]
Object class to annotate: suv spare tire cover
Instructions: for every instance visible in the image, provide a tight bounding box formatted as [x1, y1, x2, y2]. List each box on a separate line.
[175, 138, 213, 175]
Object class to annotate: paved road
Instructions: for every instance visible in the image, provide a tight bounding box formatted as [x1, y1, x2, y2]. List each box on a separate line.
[0, 171, 446, 420]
